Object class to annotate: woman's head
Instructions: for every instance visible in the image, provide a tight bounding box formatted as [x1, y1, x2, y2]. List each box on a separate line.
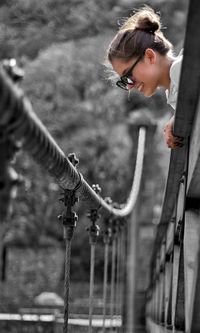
[107, 6, 174, 96]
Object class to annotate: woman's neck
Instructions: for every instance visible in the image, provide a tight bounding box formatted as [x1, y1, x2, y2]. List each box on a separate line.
[158, 54, 175, 90]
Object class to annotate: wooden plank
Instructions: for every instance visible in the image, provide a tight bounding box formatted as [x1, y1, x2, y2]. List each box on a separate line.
[184, 210, 199, 332]
[171, 245, 181, 327]
[146, 317, 184, 333]
[176, 181, 186, 224]
[174, 0, 200, 137]
[164, 257, 172, 326]
[166, 221, 174, 256]
[190, 256, 200, 333]
[152, 0, 200, 263]
[153, 146, 187, 251]
[187, 99, 200, 197]
[184, 209, 200, 333]
[155, 277, 159, 322]
[174, 243, 185, 331]
[159, 271, 165, 325]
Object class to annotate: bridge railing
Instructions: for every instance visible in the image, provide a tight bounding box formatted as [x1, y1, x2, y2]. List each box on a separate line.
[0, 55, 157, 332]
[0, 67, 147, 219]
[146, 1, 200, 332]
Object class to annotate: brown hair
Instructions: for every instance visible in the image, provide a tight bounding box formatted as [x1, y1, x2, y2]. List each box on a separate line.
[107, 6, 173, 63]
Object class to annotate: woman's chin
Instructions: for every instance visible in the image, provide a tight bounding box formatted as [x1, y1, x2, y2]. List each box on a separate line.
[143, 89, 156, 97]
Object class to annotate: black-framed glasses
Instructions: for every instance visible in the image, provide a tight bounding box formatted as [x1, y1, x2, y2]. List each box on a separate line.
[116, 55, 142, 90]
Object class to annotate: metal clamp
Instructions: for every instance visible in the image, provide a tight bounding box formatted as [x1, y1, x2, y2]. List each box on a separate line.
[87, 184, 101, 244]
[58, 153, 80, 241]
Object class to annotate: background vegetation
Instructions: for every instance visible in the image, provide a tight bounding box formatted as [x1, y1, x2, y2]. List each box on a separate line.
[0, 0, 189, 312]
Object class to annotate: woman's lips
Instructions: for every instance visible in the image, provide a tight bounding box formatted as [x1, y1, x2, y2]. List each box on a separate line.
[127, 82, 144, 92]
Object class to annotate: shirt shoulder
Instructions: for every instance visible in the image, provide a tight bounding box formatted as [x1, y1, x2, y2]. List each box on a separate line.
[166, 50, 183, 110]
[169, 50, 183, 88]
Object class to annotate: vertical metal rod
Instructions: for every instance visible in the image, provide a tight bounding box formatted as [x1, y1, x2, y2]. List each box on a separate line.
[126, 211, 137, 333]
[110, 238, 116, 331]
[116, 234, 121, 314]
[102, 242, 109, 333]
[115, 233, 121, 332]
[0, 224, 4, 286]
[89, 243, 96, 333]
[63, 239, 72, 333]
[120, 228, 126, 332]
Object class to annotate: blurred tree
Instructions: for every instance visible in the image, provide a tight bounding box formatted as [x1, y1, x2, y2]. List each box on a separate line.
[0, 0, 189, 282]
[4, 36, 133, 280]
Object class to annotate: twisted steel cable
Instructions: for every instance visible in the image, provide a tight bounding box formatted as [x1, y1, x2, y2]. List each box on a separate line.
[0, 67, 147, 333]
[0, 66, 147, 333]
[63, 239, 72, 333]
[110, 237, 117, 331]
[119, 229, 126, 332]
[89, 243, 96, 333]
[0, 69, 146, 219]
[116, 233, 121, 317]
[102, 242, 109, 333]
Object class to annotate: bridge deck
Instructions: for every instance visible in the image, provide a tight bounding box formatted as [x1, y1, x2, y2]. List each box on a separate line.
[146, 317, 184, 333]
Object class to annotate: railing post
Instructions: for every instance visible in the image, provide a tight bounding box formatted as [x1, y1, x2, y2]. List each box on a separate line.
[0, 59, 24, 283]
[125, 110, 157, 333]
[184, 203, 200, 333]
[0, 134, 22, 283]
[165, 251, 173, 328]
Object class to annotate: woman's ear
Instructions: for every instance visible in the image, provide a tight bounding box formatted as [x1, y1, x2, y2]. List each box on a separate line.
[144, 48, 156, 64]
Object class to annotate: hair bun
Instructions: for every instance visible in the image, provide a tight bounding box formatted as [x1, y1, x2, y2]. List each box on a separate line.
[120, 6, 161, 34]
[136, 18, 160, 34]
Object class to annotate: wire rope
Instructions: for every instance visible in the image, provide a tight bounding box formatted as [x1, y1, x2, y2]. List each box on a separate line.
[0, 72, 146, 218]
[102, 242, 109, 333]
[63, 239, 72, 333]
[89, 243, 96, 333]
[110, 237, 117, 331]
[115, 232, 122, 332]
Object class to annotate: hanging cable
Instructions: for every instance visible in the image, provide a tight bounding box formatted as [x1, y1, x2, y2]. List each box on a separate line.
[0, 69, 146, 218]
[103, 239, 109, 332]
[115, 219, 125, 332]
[102, 207, 112, 333]
[0, 68, 149, 333]
[87, 184, 101, 333]
[63, 238, 72, 333]
[116, 221, 122, 316]
[58, 153, 79, 333]
[110, 220, 117, 332]
[119, 225, 126, 332]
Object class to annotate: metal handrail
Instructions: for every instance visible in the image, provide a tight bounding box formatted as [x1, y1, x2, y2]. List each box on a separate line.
[0, 69, 146, 219]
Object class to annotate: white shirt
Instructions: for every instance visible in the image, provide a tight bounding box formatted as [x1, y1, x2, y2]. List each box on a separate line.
[165, 50, 183, 110]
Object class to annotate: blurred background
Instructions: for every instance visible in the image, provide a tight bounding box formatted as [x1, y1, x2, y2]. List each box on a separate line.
[0, 0, 189, 330]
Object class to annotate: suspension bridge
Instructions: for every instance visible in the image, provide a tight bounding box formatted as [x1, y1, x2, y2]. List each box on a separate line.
[1, 0, 200, 332]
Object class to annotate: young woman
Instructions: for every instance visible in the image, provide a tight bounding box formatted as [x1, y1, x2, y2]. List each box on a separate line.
[106, 6, 184, 149]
